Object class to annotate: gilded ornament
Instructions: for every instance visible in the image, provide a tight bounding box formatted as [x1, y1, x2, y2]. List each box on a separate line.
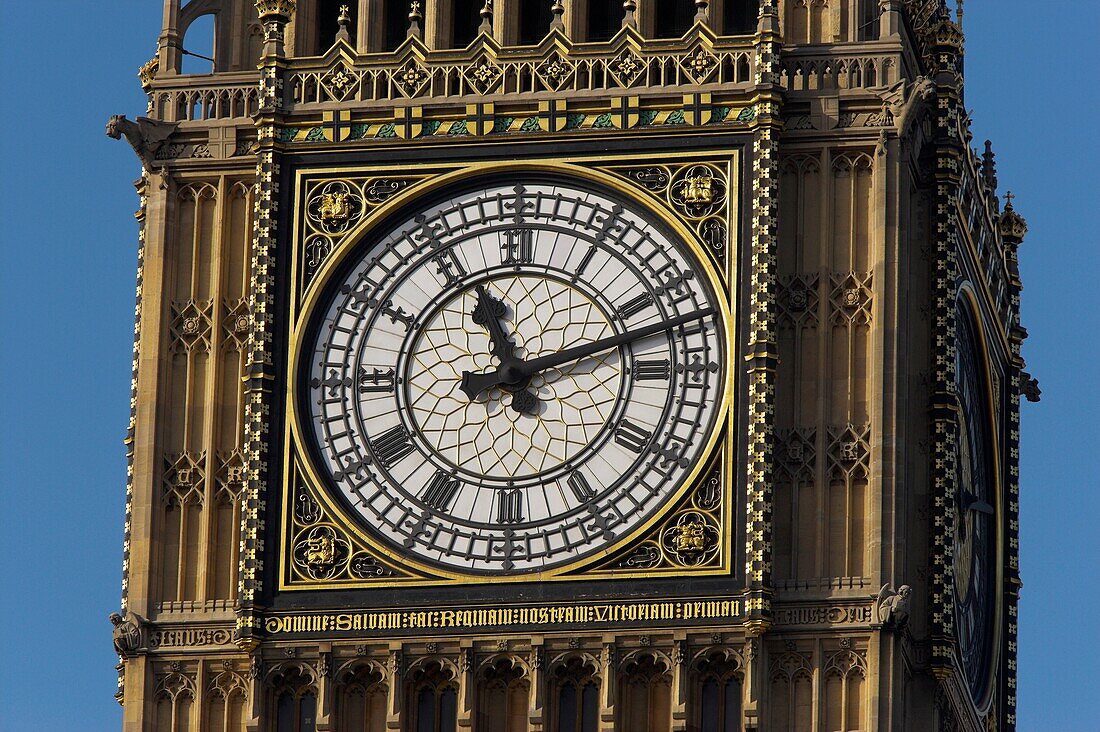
[662, 510, 719, 567]
[684, 47, 717, 81]
[328, 69, 353, 94]
[672, 520, 708, 554]
[255, 0, 297, 19]
[397, 63, 428, 95]
[319, 191, 351, 224]
[682, 175, 714, 205]
[472, 61, 496, 84]
[613, 52, 643, 83]
[137, 56, 159, 88]
[305, 533, 337, 569]
[292, 525, 351, 580]
[670, 164, 725, 218]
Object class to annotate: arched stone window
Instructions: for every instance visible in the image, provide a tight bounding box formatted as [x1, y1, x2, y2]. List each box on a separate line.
[857, 0, 881, 41]
[407, 660, 459, 732]
[206, 669, 248, 732]
[618, 652, 672, 732]
[181, 13, 217, 73]
[336, 662, 388, 731]
[382, 0, 409, 50]
[477, 657, 530, 732]
[429, 0, 482, 49]
[549, 655, 599, 732]
[268, 665, 318, 732]
[154, 669, 196, 731]
[823, 649, 867, 732]
[693, 649, 744, 732]
[768, 651, 813, 732]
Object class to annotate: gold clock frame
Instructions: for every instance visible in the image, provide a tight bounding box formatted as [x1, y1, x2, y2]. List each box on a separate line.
[278, 151, 742, 590]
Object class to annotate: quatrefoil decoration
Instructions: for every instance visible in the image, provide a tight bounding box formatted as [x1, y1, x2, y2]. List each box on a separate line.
[609, 50, 646, 88]
[463, 56, 503, 94]
[321, 64, 359, 101]
[535, 52, 575, 91]
[394, 60, 430, 97]
[680, 45, 719, 84]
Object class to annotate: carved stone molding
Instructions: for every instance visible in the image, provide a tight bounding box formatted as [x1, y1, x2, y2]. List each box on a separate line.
[777, 274, 820, 330]
[826, 425, 871, 479]
[163, 451, 207, 505]
[169, 299, 213, 353]
[775, 427, 816, 480]
[830, 271, 873, 325]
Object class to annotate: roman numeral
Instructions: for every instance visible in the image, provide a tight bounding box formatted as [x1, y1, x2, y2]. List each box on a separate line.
[420, 470, 460, 512]
[370, 425, 415, 468]
[616, 292, 654, 320]
[433, 248, 467, 287]
[633, 359, 671, 381]
[502, 228, 535, 265]
[566, 470, 596, 502]
[496, 488, 524, 524]
[614, 419, 653, 454]
[377, 299, 415, 331]
[358, 367, 396, 394]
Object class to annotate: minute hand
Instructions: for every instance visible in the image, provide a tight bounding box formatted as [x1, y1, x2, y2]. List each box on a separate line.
[460, 307, 716, 398]
[522, 307, 716, 374]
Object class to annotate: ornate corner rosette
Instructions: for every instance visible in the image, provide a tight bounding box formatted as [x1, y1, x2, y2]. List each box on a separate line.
[584, 447, 731, 576]
[602, 157, 736, 272]
[283, 461, 419, 587]
[297, 174, 436, 295]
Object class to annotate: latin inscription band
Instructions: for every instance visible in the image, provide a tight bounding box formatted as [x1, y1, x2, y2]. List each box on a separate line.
[266, 598, 743, 635]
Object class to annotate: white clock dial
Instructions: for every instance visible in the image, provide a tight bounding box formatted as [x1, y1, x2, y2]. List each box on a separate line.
[301, 177, 728, 574]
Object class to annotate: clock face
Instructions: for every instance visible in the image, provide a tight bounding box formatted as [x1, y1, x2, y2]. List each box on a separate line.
[299, 176, 728, 575]
[952, 308, 998, 703]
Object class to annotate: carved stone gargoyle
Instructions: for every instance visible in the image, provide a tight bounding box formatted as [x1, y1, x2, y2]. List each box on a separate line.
[109, 611, 146, 659]
[875, 583, 912, 629]
[106, 114, 179, 169]
[1021, 371, 1042, 402]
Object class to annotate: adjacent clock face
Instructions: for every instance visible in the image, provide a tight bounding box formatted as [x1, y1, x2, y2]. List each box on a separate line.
[952, 307, 998, 703]
[299, 176, 728, 575]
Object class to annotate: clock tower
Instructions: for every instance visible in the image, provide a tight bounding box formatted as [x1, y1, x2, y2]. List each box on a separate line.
[109, 1, 1033, 730]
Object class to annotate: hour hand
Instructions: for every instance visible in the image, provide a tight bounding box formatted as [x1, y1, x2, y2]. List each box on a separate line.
[470, 285, 517, 363]
[467, 285, 539, 414]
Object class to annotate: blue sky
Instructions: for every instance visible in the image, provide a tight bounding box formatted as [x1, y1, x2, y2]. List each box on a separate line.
[0, 2, 1096, 729]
